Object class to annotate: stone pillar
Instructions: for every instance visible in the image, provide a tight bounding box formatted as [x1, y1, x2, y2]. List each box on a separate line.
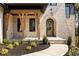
[0, 6, 4, 43]
[7, 14, 13, 39]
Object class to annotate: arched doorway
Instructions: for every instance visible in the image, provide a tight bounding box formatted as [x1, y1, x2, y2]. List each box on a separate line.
[46, 18, 55, 37]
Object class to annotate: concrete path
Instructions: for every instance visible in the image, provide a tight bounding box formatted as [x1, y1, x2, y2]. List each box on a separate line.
[22, 44, 68, 56]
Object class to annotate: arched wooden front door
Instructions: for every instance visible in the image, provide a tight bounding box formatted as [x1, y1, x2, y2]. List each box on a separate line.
[46, 19, 55, 37]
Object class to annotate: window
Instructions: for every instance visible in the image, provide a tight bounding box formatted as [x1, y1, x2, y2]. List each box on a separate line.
[49, 3, 57, 6]
[70, 5, 74, 14]
[17, 18, 21, 32]
[29, 18, 35, 32]
[65, 6, 70, 17]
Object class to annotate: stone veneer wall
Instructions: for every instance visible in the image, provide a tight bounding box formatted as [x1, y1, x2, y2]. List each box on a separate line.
[0, 6, 4, 43]
[40, 3, 75, 44]
[66, 15, 75, 45]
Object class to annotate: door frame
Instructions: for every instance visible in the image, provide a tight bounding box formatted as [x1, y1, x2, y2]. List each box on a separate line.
[46, 18, 56, 37]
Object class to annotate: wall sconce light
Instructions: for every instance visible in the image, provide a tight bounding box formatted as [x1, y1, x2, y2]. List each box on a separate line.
[50, 8, 53, 16]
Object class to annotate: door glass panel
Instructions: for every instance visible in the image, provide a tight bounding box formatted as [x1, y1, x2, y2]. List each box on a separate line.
[17, 18, 21, 32]
[29, 18, 35, 32]
[46, 19, 54, 37]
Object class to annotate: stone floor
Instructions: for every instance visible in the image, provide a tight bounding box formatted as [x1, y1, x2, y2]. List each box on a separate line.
[22, 44, 68, 56]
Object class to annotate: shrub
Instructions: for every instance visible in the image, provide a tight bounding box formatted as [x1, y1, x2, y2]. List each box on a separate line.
[7, 44, 14, 49]
[0, 45, 2, 52]
[42, 36, 48, 44]
[0, 43, 2, 48]
[26, 45, 32, 50]
[67, 36, 72, 47]
[3, 38, 10, 44]
[13, 41, 19, 47]
[0, 48, 8, 55]
[33, 40, 38, 44]
[27, 39, 31, 44]
[19, 40, 23, 44]
[67, 46, 79, 56]
[0, 42, 3, 45]
[0, 45, 2, 51]
[30, 42, 37, 47]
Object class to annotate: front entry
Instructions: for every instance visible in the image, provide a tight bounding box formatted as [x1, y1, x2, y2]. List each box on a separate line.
[46, 19, 55, 37]
[13, 17, 25, 39]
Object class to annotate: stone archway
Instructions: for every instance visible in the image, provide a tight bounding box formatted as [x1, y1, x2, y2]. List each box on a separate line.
[46, 18, 55, 37]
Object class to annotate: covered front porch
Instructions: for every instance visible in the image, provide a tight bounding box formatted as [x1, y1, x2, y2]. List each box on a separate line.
[3, 10, 40, 40]
[3, 3, 48, 40]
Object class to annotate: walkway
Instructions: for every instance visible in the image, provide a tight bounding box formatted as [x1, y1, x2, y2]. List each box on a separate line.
[22, 44, 68, 56]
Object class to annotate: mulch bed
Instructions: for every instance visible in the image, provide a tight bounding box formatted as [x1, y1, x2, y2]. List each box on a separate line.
[3, 42, 50, 56]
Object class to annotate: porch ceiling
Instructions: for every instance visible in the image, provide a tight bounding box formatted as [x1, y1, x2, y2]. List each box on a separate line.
[4, 3, 48, 10]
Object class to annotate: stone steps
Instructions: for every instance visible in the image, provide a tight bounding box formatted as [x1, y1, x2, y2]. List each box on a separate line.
[47, 37, 66, 44]
[23, 37, 66, 44]
[48, 40, 66, 44]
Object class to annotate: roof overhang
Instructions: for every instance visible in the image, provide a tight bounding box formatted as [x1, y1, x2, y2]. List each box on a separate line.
[4, 3, 48, 10]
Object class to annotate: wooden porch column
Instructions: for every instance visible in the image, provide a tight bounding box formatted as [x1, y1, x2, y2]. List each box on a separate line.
[21, 13, 26, 37]
[4, 13, 9, 38]
[36, 13, 40, 40]
[19, 13, 25, 37]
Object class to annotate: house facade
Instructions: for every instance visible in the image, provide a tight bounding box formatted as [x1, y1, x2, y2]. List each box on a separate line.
[0, 3, 75, 44]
